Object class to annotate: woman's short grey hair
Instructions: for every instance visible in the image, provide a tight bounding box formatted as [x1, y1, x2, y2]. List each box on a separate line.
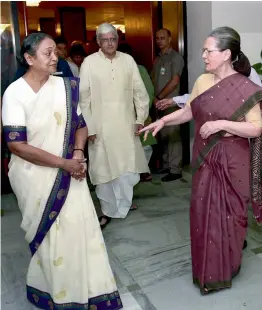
[96, 23, 118, 39]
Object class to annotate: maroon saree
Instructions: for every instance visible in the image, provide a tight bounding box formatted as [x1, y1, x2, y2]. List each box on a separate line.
[190, 73, 262, 294]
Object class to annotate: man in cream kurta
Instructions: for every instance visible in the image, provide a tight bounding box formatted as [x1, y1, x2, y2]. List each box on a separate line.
[79, 23, 149, 227]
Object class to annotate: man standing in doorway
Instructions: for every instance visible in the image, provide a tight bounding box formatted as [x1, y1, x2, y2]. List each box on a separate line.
[79, 23, 149, 229]
[152, 28, 184, 182]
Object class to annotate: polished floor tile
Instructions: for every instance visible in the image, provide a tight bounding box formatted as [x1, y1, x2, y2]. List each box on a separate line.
[1, 172, 262, 310]
[143, 255, 262, 310]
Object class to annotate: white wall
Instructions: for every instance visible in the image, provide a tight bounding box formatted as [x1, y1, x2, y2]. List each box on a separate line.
[187, 1, 262, 88]
[212, 1, 262, 65]
[186, 1, 212, 91]
[186, 1, 212, 144]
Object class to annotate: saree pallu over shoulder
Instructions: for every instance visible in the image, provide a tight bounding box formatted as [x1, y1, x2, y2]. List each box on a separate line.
[191, 73, 262, 224]
[29, 77, 80, 255]
[250, 100, 262, 223]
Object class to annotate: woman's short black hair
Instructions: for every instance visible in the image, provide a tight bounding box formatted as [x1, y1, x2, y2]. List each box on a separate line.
[19, 32, 53, 68]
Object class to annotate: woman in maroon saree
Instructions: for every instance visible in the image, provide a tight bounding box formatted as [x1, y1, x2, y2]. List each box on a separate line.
[140, 26, 262, 295]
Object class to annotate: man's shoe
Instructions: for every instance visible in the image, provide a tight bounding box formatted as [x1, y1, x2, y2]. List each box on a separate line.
[155, 168, 170, 175]
[161, 173, 182, 182]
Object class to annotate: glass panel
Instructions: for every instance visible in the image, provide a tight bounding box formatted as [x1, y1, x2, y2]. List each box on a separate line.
[1, 1, 20, 196]
[1, 1, 17, 96]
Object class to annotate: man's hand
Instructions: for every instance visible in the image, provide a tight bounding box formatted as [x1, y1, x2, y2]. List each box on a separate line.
[88, 134, 97, 144]
[153, 98, 160, 106]
[135, 124, 144, 136]
[156, 98, 175, 111]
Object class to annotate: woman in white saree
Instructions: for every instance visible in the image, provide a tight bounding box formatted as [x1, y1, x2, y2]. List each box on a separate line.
[2, 33, 122, 310]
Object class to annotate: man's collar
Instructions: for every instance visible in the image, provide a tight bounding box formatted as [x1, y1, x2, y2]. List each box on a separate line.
[98, 49, 120, 60]
[160, 47, 172, 56]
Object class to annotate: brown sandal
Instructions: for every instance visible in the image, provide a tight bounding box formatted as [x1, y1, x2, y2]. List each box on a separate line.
[130, 204, 138, 211]
[99, 216, 111, 230]
[140, 173, 153, 182]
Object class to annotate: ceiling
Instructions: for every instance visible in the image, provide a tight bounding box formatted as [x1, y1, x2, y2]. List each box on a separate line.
[26, 1, 125, 31]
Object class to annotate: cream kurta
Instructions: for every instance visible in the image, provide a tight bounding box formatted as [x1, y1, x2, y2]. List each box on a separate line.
[79, 50, 150, 185]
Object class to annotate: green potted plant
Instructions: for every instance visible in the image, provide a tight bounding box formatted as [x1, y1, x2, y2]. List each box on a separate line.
[252, 49, 262, 79]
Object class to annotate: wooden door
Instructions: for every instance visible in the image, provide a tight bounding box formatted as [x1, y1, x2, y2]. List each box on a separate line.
[124, 1, 159, 71]
[59, 7, 86, 45]
[40, 17, 56, 38]
[162, 1, 190, 166]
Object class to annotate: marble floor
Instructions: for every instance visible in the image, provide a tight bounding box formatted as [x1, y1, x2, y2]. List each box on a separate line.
[1, 171, 262, 310]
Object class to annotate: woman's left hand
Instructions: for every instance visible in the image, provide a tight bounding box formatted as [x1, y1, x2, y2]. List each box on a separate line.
[71, 162, 87, 181]
[72, 151, 87, 181]
[199, 120, 225, 139]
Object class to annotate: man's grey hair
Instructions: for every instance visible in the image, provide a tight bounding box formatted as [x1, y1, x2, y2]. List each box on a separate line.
[96, 23, 118, 39]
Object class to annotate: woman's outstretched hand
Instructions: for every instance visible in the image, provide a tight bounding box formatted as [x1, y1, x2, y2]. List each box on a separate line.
[138, 119, 165, 141]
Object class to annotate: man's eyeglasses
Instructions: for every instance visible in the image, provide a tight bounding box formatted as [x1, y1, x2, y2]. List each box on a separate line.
[100, 38, 118, 44]
[202, 48, 222, 55]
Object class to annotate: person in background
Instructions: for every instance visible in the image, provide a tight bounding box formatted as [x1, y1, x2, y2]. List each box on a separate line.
[117, 29, 125, 44]
[54, 36, 67, 59]
[79, 23, 149, 229]
[152, 28, 185, 182]
[88, 35, 100, 55]
[69, 43, 87, 74]
[2, 32, 123, 309]
[54, 36, 79, 77]
[140, 26, 262, 295]
[118, 42, 157, 182]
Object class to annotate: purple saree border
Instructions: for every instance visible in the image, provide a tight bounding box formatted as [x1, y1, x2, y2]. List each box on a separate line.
[3, 125, 27, 142]
[27, 285, 123, 310]
[29, 77, 80, 256]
